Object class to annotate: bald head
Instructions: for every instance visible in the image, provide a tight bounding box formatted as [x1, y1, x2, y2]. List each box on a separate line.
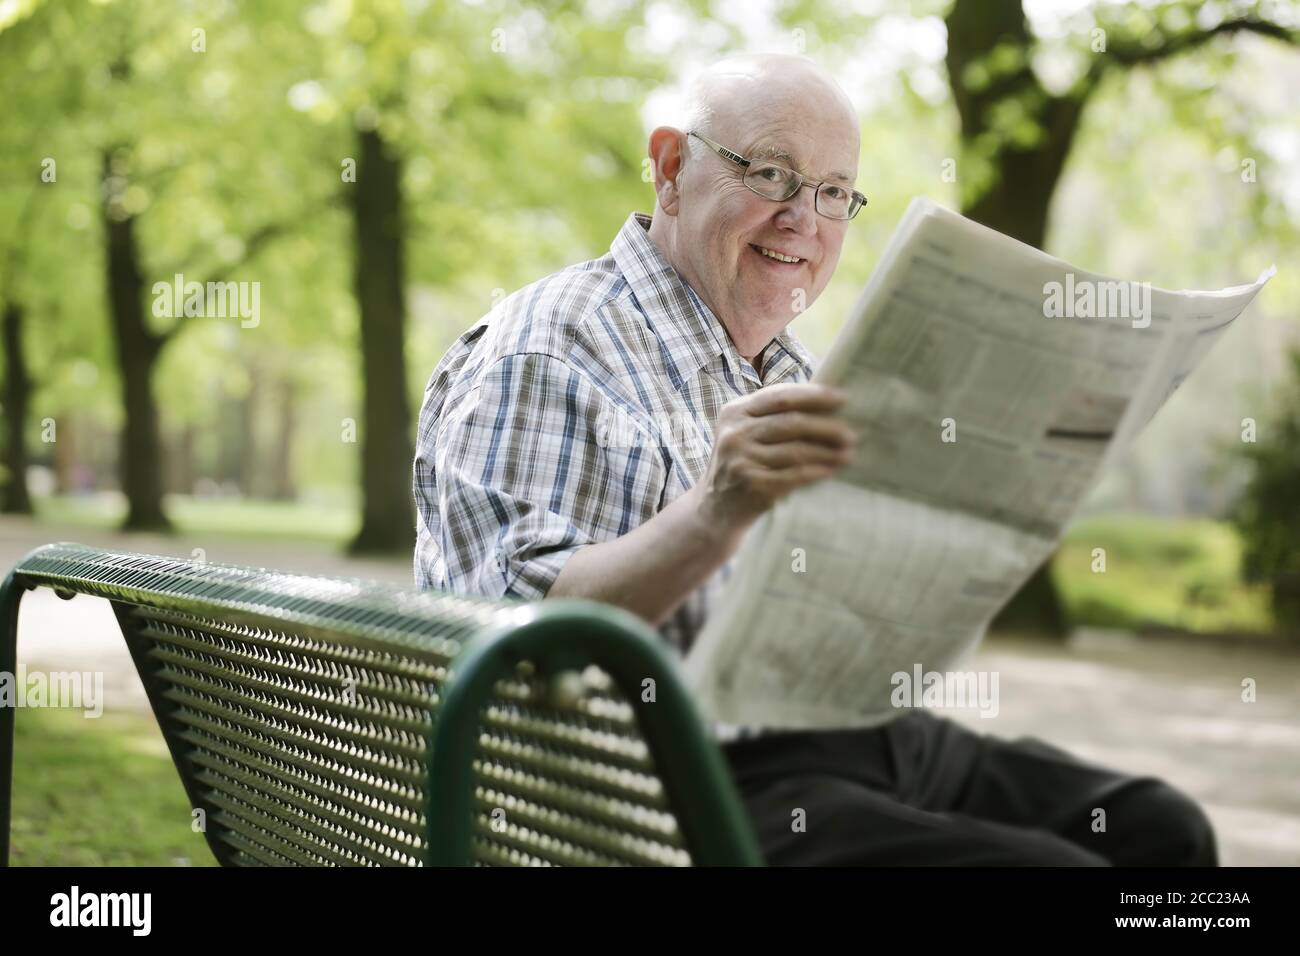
[682, 54, 858, 157]
[646, 54, 860, 365]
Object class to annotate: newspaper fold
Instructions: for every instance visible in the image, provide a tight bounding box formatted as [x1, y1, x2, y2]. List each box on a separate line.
[684, 196, 1274, 729]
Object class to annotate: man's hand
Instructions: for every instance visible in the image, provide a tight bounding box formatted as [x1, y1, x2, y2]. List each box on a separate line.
[698, 382, 857, 536]
[550, 382, 856, 628]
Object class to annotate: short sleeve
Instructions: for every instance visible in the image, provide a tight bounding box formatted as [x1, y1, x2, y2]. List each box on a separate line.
[420, 351, 666, 601]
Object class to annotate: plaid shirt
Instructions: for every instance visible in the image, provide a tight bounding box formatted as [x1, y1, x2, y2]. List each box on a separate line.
[413, 212, 815, 732]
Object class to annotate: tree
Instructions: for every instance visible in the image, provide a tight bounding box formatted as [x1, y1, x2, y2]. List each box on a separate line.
[2, 2, 328, 530]
[348, 125, 414, 553]
[0, 191, 39, 514]
[1233, 348, 1300, 637]
[261, 0, 671, 553]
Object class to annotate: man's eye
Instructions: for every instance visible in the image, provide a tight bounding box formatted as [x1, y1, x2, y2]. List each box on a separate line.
[823, 185, 847, 200]
[756, 166, 784, 182]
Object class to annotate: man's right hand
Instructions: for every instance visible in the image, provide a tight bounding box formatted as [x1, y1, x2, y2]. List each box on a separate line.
[697, 382, 857, 537]
[551, 382, 857, 628]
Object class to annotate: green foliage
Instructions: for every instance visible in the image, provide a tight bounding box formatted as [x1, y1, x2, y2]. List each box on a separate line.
[1232, 349, 1300, 636]
[0, 0, 673, 501]
[1055, 514, 1273, 635]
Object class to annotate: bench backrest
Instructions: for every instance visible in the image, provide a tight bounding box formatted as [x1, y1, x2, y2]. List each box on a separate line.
[1, 543, 761, 866]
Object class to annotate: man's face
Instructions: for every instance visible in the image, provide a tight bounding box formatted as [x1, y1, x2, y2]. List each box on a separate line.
[674, 91, 860, 348]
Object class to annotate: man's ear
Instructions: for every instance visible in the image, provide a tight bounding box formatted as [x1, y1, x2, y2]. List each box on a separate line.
[647, 126, 687, 216]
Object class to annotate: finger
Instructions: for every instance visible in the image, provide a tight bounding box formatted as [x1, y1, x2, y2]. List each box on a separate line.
[748, 441, 856, 469]
[741, 382, 847, 417]
[749, 462, 840, 497]
[749, 411, 858, 447]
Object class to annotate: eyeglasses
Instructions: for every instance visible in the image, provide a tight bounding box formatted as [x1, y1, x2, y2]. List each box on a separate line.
[687, 130, 867, 221]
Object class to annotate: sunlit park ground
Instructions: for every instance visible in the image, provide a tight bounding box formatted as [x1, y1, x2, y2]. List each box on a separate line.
[3, 495, 1298, 866]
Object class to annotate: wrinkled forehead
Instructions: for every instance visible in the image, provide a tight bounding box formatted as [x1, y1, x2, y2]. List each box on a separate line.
[743, 132, 858, 185]
[709, 79, 859, 184]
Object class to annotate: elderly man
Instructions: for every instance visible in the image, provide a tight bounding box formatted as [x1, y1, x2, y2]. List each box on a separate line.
[414, 54, 1217, 866]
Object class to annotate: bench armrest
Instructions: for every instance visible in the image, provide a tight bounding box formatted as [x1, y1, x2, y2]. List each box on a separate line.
[429, 599, 763, 866]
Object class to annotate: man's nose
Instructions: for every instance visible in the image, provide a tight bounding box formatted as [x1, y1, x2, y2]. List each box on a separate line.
[774, 184, 818, 235]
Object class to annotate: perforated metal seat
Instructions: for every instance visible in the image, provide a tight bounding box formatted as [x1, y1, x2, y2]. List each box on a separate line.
[1, 543, 761, 867]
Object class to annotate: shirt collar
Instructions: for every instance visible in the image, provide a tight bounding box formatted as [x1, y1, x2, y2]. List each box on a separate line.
[610, 212, 815, 386]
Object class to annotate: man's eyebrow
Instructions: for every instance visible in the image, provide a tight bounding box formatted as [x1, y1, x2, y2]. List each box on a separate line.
[749, 143, 795, 163]
[748, 143, 855, 184]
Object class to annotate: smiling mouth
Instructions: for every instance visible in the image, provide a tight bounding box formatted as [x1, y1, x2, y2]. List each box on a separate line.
[750, 243, 805, 265]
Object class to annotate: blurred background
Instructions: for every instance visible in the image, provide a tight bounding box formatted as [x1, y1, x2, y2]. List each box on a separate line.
[1, 0, 1297, 865]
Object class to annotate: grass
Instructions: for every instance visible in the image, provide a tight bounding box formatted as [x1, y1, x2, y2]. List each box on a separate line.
[1055, 513, 1274, 635]
[9, 706, 217, 866]
[34, 492, 357, 548]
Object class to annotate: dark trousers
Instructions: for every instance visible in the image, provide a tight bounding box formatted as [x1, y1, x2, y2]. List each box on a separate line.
[720, 710, 1218, 866]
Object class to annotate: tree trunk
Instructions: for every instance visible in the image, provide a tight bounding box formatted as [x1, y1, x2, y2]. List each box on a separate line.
[945, 0, 1089, 248]
[1, 301, 33, 514]
[52, 412, 77, 494]
[217, 393, 241, 490]
[270, 377, 297, 501]
[238, 358, 261, 497]
[102, 149, 170, 531]
[169, 425, 196, 496]
[348, 127, 414, 555]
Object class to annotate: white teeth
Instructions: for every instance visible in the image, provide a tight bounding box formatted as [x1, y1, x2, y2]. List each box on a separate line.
[757, 245, 801, 263]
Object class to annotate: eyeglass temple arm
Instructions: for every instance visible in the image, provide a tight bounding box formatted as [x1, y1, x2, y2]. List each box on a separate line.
[687, 130, 749, 169]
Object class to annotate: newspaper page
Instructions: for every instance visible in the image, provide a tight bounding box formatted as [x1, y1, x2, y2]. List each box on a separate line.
[683, 197, 1274, 729]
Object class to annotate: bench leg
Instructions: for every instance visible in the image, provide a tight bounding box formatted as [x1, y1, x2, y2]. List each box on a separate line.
[0, 571, 23, 867]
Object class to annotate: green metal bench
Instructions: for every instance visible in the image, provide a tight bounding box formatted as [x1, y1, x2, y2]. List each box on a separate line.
[0, 542, 762, 866]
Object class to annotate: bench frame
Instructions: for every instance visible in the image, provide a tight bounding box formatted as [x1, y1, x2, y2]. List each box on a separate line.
[1, 542, 764, 867]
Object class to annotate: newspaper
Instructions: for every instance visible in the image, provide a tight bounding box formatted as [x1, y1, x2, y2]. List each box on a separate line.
[683, 197, 1275, 729]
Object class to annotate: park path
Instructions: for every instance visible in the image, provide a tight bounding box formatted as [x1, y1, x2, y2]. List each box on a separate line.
[4, 514, 1298, 865]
